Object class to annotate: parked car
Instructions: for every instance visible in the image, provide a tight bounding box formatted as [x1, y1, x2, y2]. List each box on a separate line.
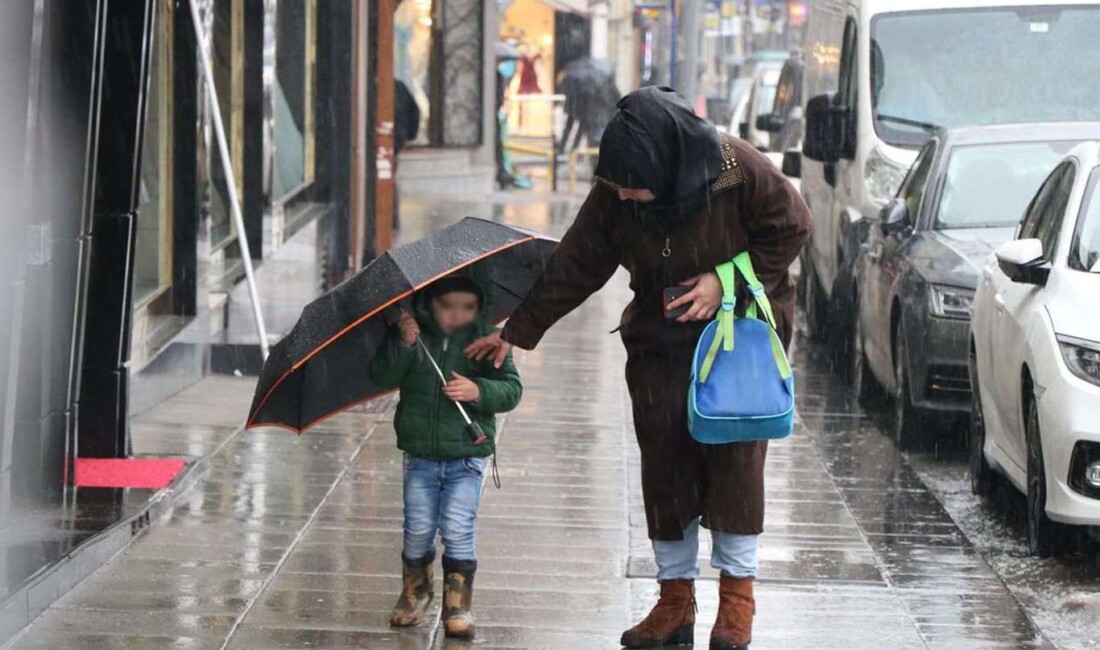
[730, 61, 785, 151]
[796, 0, 1100, 364]
[853, 124, 1093, 445]
[970, 140, 1100, 556]
[756, 53, 804, 187]
[756, 52, 803, 156]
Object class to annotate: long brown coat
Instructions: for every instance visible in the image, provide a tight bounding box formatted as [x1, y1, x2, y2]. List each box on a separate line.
[502, 134, 812, 540]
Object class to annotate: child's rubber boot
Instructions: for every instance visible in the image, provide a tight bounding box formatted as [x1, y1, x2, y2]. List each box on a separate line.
[389, 550, 435, 627]
[710, 575, 754, 649]
[441, 556, 478, 639]
[620, 579, 696, 648]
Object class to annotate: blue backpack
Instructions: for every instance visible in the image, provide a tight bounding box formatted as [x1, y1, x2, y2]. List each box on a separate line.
[688, 252, 795, 444]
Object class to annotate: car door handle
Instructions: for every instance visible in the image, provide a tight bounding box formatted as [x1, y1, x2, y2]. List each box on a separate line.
[994, 293, 1006, 311]
[982, 268, 992, 280]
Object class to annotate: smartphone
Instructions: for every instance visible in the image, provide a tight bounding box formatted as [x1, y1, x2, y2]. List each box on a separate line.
[662, 286, 691, 320]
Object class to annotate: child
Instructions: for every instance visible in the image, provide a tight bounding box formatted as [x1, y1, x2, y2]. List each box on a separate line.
[369, 273, 522, 640]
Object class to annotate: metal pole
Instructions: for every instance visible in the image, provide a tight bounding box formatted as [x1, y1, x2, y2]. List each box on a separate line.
[679, 0, 701, 106]
[187, 0, 270, 359]
[669, 0, 677, 88]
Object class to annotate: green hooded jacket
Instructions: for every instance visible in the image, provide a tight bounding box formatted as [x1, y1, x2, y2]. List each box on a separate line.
[369, 288, 522, 460]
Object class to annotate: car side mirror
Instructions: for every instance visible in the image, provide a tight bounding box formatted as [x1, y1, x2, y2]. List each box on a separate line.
[781, 149, 802, 178]
[995, 238, 1050, 286]
[879, 198, 910, 235]
[756, 113, 783, 133]
[738, 121, 749, 139]
[803, 93, 839, 163]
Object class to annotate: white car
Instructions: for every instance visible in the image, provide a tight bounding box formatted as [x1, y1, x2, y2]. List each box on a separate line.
[970, 141, 1100, 556]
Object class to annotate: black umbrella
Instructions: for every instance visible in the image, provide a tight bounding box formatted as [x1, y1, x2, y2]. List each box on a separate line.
[246, 217, 558, 434]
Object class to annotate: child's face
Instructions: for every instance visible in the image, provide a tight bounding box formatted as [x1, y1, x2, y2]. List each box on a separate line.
[430, 291, 479, 335]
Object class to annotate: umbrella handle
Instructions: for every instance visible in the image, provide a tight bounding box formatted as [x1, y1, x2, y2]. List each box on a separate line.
[465, 422, 488, 446]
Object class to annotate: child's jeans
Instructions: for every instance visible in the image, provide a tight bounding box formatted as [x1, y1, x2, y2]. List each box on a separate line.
[653, 517, 758, 581]
[402, 454, 486, 561]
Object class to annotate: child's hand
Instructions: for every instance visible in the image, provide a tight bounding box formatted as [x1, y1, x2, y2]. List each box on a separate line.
[443, 371, 480, 403]
[398, 312, 420, 347]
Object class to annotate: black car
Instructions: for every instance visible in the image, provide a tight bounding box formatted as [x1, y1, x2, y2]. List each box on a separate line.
[851, 123, 1100, 445]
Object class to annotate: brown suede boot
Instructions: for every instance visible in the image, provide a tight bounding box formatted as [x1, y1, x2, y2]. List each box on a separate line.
[389, 550, 435, 627]
[710, 575, 754, 650]
[620, 579, 696, 648]
[441, 556, 477, 640]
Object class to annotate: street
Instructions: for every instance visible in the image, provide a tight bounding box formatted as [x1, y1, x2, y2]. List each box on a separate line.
[5, 191, 1096, 649]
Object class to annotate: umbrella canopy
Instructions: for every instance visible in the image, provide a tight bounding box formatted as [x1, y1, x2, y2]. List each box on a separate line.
[559, 57, 620, 122]
[246, 218, 558, 433]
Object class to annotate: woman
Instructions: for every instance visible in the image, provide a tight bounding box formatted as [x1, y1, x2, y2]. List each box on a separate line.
[466, 87, 811, 649]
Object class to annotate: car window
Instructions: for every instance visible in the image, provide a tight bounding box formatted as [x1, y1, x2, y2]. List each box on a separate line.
[1070, 168, 1100, 272]
[935, 141, 1078, 229]
[898, 141, 935, 218]
[1020, 161, 1075, 259]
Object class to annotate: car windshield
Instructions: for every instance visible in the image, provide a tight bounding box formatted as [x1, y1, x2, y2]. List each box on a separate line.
[935, 141, 1078, 230]
[871, 7, 1100, 148]
[1070, 168, 1100, 273]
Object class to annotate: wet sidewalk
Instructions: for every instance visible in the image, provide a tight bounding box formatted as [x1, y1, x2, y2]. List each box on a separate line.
[6, 196, 1053, 649]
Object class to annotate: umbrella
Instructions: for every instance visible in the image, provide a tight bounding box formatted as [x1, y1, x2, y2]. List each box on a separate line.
[559, 57, 618, 116]
[246, 217, 558, 434]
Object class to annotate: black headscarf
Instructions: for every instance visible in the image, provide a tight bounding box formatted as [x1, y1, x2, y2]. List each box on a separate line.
[594, 86, 724, 236]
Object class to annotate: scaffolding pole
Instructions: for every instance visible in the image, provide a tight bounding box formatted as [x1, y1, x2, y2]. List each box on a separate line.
[187, 0, 270, 359]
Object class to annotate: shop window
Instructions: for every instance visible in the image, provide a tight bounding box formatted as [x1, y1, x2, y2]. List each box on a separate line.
[395, 0, 483, 148]
[269, 0, 317, 200]
[135, 0, 174, 307]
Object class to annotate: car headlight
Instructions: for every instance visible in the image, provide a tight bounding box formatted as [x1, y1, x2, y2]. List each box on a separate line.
[1057, 335, 1100, 387]
[864, 148, 909, 207]
[928, 285, 974, 320]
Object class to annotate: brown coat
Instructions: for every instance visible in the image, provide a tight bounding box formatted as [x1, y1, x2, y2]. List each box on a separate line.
[502, 135, 812, 540]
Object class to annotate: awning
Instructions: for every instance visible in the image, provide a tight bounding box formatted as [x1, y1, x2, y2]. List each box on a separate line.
[535, 0, 591, 16]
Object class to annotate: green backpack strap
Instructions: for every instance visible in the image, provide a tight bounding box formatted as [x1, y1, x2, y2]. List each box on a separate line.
[698, 260, 736, 383]
[698, 253, 791, 384]
[731, 252, 777, 330]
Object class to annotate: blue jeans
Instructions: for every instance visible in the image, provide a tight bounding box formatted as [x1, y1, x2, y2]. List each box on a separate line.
[402, 454, 486, 561]
[653, 518, 758, 581]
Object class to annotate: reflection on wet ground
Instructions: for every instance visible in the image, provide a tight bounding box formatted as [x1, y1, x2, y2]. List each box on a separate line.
[7, 190, 1061, 648]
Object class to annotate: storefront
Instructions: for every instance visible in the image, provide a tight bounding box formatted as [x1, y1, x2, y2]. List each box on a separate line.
[128, 0, 370, 412]
[394, 0, 486, 148]
[499, 0, 591, 140]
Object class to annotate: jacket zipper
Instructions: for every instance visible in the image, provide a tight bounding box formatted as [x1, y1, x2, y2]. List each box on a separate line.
[434, 337, 450, 458]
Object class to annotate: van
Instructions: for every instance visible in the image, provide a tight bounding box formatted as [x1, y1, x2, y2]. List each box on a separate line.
[794, 0, 1100, 361]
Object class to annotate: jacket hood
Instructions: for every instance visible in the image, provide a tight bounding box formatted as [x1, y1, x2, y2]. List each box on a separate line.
[908, 227, 1016, 288]
[414, 268, 493, 336]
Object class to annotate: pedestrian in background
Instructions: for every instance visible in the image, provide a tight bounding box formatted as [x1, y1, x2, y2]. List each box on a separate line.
[370, 274, 522, 640]
[392, 78, 419, 232]
[466, 86, 811, 649]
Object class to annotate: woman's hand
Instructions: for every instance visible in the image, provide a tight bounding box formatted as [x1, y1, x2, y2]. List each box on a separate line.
[668, 271, 723, 323]
[443, 371, 480, 402]
[398, 311, 420, 347]
[464, 330, 513, 369]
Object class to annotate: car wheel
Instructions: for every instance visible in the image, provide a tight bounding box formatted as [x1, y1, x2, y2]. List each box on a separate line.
[892, 321, 927, 447]
[1025, 394, 1066, 557]
[968, 347, 993, 497]
[800, 255, 828, 342]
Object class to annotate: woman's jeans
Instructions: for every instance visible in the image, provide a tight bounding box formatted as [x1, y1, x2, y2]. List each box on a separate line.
[402, 455, 485, 562]
[653, 517, 758, 581]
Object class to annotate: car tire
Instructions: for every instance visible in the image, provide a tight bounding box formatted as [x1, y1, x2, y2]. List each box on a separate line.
[800, 254, 828, 342]
[968, 346, 994, 497]
[1025, 394, 1067, 557]
[892, 320, 928, 447]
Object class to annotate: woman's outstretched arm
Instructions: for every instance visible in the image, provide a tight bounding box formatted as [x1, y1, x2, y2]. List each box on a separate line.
[466, 185, 619, 366]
